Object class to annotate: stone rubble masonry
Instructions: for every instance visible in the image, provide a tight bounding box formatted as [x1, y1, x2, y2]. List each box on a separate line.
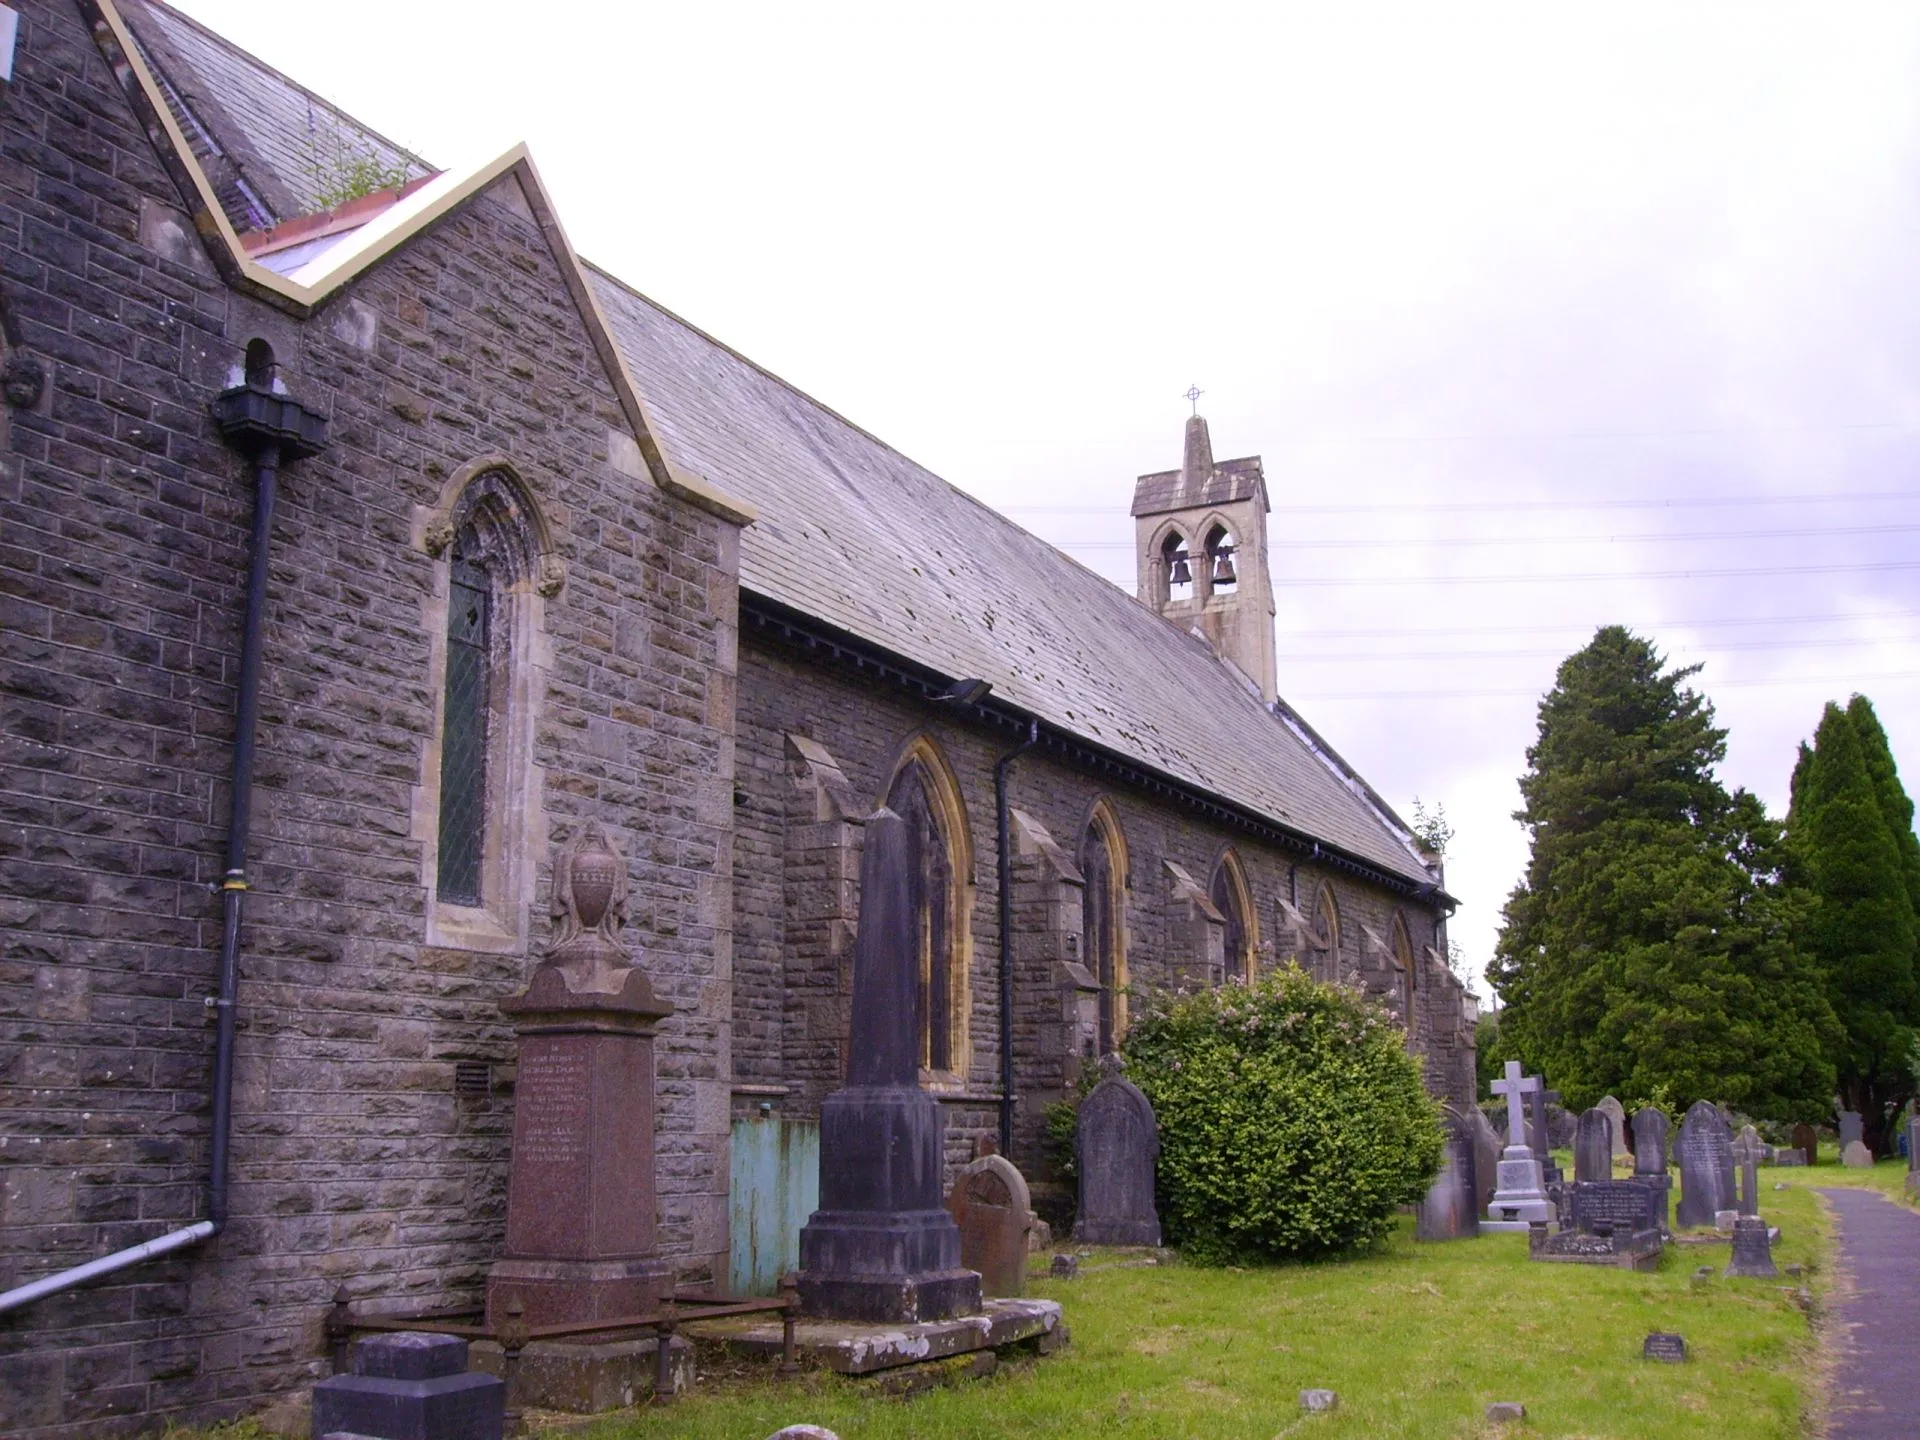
[0, 4, 739, 1435]
[730, 642, 1477, 1177]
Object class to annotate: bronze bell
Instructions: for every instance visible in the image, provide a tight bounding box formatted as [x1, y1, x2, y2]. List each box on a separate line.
[1169, 551, 1192, 585]
[1212, 549, 1236, 585]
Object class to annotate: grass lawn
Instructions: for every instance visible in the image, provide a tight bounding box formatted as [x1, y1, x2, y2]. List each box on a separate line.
[165, 1159, 1918, 1440]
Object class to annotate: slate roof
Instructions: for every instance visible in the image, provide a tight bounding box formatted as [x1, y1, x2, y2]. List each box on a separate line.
[116, 1, 1434, 887]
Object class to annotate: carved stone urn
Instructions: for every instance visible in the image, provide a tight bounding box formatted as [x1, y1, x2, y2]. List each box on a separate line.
[486, 824, 673, 1329]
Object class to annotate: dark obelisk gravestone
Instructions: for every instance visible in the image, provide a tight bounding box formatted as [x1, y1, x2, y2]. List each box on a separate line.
[797, 809, 982, 1322]
[1733, 1126, 1764, 1217]
[1573, 1108, 1613, 1184]
[1074, 1052, 1163, 1245]
[487, 825, 673, 1328]
[1417, 1111, 1480, 1241]
[1675, 1100, 1735, 1229]
[314, 1333, 503, 1440]
[1791, 1122, 1819, 1165]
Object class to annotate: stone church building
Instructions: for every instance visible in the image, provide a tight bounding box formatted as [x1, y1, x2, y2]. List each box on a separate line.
[0, 2, 1474, 1432]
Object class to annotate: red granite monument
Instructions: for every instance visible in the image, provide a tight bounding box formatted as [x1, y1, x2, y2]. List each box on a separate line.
[487, 825, 674, 1328]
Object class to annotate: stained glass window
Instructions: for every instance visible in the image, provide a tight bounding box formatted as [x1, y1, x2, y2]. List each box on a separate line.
[437, 552, 491, 905]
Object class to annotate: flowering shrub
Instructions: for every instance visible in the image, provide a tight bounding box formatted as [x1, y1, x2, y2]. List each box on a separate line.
[1123, 965, 1444, 1263]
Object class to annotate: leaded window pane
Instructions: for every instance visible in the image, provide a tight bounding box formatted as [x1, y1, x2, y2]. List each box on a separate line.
[437, 554, 491, 905]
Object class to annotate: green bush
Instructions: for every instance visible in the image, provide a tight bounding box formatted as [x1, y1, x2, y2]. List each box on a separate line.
[1123, 965, 1445, 1263]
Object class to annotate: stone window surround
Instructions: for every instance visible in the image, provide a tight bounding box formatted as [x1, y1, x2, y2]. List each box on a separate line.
[881, 732, 977, 1092]
[1079, 797, 1131, 1046]
[1208, 846, 1259, 983]
[410, 456, 563, 955]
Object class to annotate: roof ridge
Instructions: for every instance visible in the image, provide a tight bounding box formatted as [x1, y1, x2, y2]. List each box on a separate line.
[127, 0, 432, 180]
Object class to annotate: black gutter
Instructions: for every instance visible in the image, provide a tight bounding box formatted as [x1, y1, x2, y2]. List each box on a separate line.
[739, 592, 1453, 906]
[993, 720, 1040, 1155]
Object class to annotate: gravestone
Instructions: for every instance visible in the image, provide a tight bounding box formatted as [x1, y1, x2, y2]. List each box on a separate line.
[1417, 1112, 1480, 1241]
[1484, 1061, 1554, 1230]
[1573, 1108, 1613, 1185]
[946, 1154, 1035, 1297]
[1908, 1117, 1920, 1194]
[487, 825, 674, 1328]
[797, 808, 982, 1322]
[1597, 1096, 1630, 1160]
[313, 1332, 504, 1440]
[1570, 1180, 1664, 1237]
[1074, 1052, 1163, 1245]
[1527, 1085, 1564, 1184]
[1470, 1107, 1503, 1218]
[1838, 1110, 1864, 1151]
[1674, 1100, 1735, 1229]
[1732, 1126, 1765, 1216]
[1724, 1214, 1779, 1279]
[1631, 1107, 1670, 1178]
[1842, 1140, 1874, 1169]
[1643, 1333, 1688, 1363]
[1791, 1122, 1819, 1165]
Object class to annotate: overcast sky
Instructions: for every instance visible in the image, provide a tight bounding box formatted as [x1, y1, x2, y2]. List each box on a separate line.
[173, 0, 1920, 990]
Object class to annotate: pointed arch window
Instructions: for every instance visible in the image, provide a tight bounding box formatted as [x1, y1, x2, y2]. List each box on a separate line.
[1160, 528, 1193, 602]
[1391, 912, 1417, 1020]
[884, 738, 974, 1077]
[1204, 522, 1237, 592]
[1312, 881, 1341, 977]
[417, 459, 561, 952]
[1210, 850, 1257, 983]
[1080, 801, 1129, 1053]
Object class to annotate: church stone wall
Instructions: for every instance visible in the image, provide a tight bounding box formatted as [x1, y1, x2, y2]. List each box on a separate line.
[0, 7, 739, 1434]
[732, 639, 1474, 1180]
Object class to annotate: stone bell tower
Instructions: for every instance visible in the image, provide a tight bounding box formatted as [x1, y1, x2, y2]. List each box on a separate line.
[1132, 409, 1278, 704]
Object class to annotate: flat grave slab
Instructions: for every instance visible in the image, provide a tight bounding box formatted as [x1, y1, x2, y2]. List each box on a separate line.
[701, 1296, 1065, 1375]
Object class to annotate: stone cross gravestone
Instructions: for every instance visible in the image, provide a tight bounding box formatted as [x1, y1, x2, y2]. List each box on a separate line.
[797, 808, 982, 1322]
[1598, 1096, 1630, 1160]
[1732, 1126, 1764, 1217]
[1724, 1214, 1779, 1278]
[1791, 1122, 1819, 1165]
[1675, 1100, 1736, 1229]
[1631, 1107, 1669, 1177]
[1485, 1061, 1554, 1230]
[1074, 1052, 1163, 1245]
[487, 825, 674, 1329]
[1417, 1111, 1480, 1241]
[946, 1153, 1035, 1297]
[1573, 1108, 1613, 1184]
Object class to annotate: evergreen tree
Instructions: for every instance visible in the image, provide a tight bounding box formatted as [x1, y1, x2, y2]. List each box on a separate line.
[1787, 698, 1919, 1150]
[1489, 627, 1838, 1118]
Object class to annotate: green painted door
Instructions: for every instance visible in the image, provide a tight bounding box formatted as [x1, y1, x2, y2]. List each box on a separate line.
[728, 1114, 820, 1296]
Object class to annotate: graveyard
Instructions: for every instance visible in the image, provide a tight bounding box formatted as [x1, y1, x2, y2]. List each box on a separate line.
[457, 1160, 1899, 1439]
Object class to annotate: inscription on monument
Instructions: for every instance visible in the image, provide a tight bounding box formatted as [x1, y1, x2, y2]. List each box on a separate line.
[515, 1048, 589, 1166]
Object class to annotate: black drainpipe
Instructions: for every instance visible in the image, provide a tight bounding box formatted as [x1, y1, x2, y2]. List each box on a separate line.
[0, 353, 327, 1315]
[994, 719, 1041, 1156]
[205, 356, 328, 1230]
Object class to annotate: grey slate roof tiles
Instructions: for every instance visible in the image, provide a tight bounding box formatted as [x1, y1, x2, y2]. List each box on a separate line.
[121, 0, 1434, 886]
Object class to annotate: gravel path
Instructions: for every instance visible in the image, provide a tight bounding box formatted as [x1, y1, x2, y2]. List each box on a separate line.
[1819, 1187, 1920, 1438]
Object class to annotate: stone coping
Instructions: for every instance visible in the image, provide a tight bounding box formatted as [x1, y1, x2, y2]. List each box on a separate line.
[698, 1297, 1065, 1375]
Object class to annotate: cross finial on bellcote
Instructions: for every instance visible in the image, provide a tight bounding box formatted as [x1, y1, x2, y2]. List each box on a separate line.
[1184, 384, 1203, 416]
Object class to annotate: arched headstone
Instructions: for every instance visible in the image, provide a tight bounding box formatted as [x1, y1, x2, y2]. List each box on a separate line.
[1597, 1096, 1629, 1159]
[1675, 1100, 1735, 1228]
[1074, 1054, 1162, 1245]
[946, 1154, 1036, 1296]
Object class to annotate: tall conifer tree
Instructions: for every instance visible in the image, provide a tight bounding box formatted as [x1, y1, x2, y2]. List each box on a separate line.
[1490, 627, 1837, 1117]
[1787, 698, 1919, 1150]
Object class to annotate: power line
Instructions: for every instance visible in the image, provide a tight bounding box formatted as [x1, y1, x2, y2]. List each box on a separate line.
[1054, 521, 1920, 551]
[1286, 609, 1920, 641]
[1291, 668, 1920, 702]
[1272, 559, 1920, 588]
[1278, 632, 1920, 664]
[1003, 488, 1920, 517]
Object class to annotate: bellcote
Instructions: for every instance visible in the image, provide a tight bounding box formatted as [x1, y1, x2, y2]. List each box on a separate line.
[1131, 414, 1278, 705]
